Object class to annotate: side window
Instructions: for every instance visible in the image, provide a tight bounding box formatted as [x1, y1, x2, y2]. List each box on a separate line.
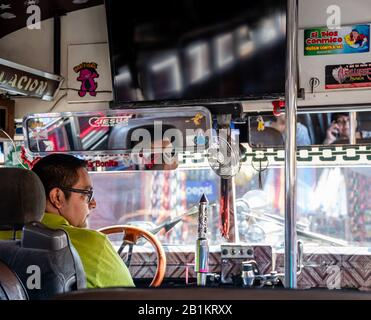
[248, 113, 332, 147]
[357, 111, 371, 142]
[248, 111, 371, 147]
[297, 113, 331, 145]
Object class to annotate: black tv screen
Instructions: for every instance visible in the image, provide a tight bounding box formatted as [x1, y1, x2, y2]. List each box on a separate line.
[105, 0, 286, 105]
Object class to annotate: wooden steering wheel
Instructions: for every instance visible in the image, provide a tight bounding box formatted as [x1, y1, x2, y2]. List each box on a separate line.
[98, 225, 166, 287]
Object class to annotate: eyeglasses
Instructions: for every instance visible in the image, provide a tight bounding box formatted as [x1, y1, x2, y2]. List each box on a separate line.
[59, 186, 94, 203]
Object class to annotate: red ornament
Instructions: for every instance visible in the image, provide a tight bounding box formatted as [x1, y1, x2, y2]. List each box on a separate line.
[272, 100, 285, 116]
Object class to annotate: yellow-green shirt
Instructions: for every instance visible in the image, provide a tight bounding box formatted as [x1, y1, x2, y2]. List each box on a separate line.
[0, 213, 135, 289]
[41, 213, 135, 288]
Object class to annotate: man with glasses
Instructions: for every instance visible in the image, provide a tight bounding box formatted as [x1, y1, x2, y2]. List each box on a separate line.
[32, 154, 134, 288]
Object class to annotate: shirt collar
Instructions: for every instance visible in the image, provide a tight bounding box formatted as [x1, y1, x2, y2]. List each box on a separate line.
[42, 212, 71, 227]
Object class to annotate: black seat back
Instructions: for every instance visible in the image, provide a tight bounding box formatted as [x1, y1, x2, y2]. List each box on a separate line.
[0, 168, 86, 299]
[249, 125, 284, 147]
[0, 260, 28, 300]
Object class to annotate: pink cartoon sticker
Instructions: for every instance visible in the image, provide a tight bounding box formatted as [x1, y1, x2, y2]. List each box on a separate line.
[73, 62, 99, 97]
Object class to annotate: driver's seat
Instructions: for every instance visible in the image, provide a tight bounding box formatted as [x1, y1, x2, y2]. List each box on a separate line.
[0, 260, 28, 300]
[0, 168, 86, 299]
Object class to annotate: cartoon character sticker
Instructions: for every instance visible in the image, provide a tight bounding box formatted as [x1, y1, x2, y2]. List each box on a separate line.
[345, 28, 368, 48]
[73, 62, 99, 97]
[304, 24, 369, 55]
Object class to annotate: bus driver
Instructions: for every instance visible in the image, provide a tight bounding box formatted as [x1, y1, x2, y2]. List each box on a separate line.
[32, 154, 135, 288]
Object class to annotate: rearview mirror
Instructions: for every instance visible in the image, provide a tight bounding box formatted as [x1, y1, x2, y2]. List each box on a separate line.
[24, 107, 213, 170]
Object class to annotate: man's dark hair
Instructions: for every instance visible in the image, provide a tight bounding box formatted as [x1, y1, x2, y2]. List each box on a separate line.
[32, 154, 86, 200]
[331, 112, 349, 123]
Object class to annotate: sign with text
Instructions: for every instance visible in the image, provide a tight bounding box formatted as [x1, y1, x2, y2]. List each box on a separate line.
[304, 24, 369, 56]
[0, 58, 63, 101]
[186, 180, 217, 203]
[326, 62, 371, 89]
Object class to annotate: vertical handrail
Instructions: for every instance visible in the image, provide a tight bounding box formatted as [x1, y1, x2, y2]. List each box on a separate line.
[284, 0, 298, 288]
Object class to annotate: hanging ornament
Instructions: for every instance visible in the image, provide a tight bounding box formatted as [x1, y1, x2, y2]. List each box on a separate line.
[257, 116, 265, 131]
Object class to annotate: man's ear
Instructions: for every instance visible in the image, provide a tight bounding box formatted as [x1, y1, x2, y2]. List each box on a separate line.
[48, 188, 65, 209]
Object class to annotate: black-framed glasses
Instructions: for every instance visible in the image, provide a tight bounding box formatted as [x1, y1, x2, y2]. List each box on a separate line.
[59, 186, 94, 203]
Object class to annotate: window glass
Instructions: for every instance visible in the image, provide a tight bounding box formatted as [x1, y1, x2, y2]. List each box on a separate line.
[357, 111, 371, 143]
[89, 160, 371, 249]
[235, 163, 371, 248]
[248, 111, 371, 147]
[88, 167, 222, 246]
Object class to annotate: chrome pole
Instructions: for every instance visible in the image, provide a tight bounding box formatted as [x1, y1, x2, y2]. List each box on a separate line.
[284, 0, 298, 288]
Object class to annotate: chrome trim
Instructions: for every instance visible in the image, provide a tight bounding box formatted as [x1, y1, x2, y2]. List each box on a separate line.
[284, 0, 298, 289]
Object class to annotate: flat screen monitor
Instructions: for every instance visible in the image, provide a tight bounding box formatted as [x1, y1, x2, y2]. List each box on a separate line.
[105, 0, 286, 105]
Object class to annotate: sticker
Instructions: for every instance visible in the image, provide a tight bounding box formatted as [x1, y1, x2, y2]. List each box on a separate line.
[73, 62, 99, 97]
[86, 160, 119, 168]
[88, 115, 133, 128]
[304, 24, 369, 56]
[325, 62, 371, 89]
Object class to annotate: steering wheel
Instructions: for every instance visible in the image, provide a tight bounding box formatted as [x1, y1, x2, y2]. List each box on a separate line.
[98, 225, 166, 287]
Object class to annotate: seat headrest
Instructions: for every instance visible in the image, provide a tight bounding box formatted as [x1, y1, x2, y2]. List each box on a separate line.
[0, 168, 45, 230]
[250, 126, 284, 147]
